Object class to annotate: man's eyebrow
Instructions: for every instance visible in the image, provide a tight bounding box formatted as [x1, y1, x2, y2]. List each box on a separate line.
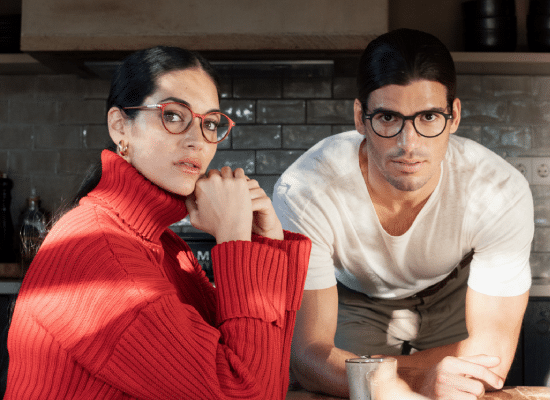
[368, 106, 448, 114]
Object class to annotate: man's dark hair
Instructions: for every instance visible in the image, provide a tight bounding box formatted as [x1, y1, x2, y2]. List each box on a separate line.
[357, 28, 456, 111]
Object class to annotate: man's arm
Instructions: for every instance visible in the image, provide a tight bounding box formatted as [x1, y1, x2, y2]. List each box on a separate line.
[395, 287, 528, 398]
[458, 288, 528, 381]
[290, 286, 355, 397]
[292, 285, 526, 398]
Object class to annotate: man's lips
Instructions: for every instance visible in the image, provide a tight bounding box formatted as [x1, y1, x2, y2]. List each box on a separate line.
[391, 159, 424, 173]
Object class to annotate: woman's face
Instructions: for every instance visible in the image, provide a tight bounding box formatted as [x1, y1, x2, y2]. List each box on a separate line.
[111, 67, 219, 197]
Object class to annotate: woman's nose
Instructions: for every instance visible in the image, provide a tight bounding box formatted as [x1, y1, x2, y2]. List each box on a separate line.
[181, 118, 206, 147]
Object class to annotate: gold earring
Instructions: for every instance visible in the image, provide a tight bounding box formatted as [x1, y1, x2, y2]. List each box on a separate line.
[117, 140, 129, 157]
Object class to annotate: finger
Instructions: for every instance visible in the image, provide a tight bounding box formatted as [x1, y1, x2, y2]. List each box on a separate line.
[233, 167, 246, 179]
[220, 165, 233, 178]
[442, 373, 486, 398]
[250, 195, 272, 212]
[459, 355, 501, 369]
[249, 185, 267, 201]
[440, 356, 503, 390]
[247, 178, 260, 190]
[184, 194, 198, 217]
[206, 168, 221, 178]
[458, 356, 503, 388]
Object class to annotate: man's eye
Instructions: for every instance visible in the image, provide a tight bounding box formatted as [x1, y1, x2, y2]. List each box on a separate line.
[376, 113, 398, 123]
[421, 113, 439, 122]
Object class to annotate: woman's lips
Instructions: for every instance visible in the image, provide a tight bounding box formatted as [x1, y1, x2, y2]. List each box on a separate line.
[392, 159, 424, 173]
[176, 158, 202, 174]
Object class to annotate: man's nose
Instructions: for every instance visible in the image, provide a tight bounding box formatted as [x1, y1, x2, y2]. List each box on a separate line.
[396, 119, 420, 149]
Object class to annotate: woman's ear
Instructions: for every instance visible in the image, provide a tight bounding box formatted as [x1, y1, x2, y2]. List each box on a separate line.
[107, 107, 128, 145]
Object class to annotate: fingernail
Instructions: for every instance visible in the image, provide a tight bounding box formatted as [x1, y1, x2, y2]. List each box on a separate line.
[498, 379, 504, 388]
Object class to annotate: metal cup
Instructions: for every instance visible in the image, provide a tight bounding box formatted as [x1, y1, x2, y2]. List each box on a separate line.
[345, 356, 397, 400]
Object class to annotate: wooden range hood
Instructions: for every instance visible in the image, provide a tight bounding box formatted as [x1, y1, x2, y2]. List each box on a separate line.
[19, 0, 388, 77]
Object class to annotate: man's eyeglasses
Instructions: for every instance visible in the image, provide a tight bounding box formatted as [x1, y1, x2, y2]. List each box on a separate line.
[363, 109, 453, 138]
[123, 102, 236, 143]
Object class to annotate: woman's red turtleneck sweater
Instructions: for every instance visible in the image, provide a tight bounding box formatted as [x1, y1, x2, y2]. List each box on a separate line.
[5, 150, 311, 399]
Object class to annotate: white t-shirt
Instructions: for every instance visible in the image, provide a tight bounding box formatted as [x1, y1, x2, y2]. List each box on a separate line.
[273, 131, 534, 299]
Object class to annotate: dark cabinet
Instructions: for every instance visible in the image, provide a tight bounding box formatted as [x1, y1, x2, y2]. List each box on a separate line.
[523, 298, 550, 386]
[178, 232, 216, 281]
[0, 294, 17, 398]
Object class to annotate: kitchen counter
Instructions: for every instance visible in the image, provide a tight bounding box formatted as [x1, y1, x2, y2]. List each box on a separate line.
[530, 279, 550, 297]
[0, 278, 549, 297]
[0, 280, 21, 295]
[286, 387, 550, 399]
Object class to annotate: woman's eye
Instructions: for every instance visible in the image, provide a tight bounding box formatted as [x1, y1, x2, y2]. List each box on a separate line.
[203, 120, 219, 131]
[164, 111, 183, 123]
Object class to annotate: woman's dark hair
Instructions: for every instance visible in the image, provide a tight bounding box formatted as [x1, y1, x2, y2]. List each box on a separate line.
[28, 46, 220, 266]
[72, 46, 220, 207]
[357, 28, 456, 112]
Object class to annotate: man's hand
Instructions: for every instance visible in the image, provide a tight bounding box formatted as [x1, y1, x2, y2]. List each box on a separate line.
[371, 358, 429, 400]
[419, 355, 504, 400]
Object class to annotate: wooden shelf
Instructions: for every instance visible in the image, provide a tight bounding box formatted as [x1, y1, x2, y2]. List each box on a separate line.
[452, 52, 550, 75]
[0, 52, 54, 74]
[1, 52, 550, 76]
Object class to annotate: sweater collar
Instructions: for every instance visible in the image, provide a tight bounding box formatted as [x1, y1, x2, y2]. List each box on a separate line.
[87, 150, 188, 243]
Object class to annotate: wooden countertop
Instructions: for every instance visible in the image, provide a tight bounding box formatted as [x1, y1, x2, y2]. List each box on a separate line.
[483, 387, 550, 399]
[286, 387, 550, 399]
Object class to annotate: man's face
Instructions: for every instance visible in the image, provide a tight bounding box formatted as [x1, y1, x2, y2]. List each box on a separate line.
[354, 79, 461, 193]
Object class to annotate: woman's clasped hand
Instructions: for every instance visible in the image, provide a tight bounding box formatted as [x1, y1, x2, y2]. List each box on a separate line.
[186, 166, 284, 243]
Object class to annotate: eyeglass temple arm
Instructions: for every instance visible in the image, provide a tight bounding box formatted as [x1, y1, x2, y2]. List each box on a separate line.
[124, 104, 161, 110]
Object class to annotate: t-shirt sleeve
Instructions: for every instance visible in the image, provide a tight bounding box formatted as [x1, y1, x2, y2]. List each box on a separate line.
[273, 177, 338, 290]
[467, 178, 534, 297]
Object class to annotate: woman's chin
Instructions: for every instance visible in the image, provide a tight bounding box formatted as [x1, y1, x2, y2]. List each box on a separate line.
[156, 180, 195, 198]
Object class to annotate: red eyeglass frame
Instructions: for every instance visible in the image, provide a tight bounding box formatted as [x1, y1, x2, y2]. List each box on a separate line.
[123, 102, 236, 144]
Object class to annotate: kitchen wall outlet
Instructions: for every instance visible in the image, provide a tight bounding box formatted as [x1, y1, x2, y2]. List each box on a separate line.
[506, 157, 533, 183]
[533, 157, 550, 185]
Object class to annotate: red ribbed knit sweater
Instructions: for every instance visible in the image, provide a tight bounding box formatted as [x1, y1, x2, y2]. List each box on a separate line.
[5, 150, 311, 400]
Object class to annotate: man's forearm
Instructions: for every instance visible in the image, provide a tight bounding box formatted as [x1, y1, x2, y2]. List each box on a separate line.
[291, 343, 356, 397]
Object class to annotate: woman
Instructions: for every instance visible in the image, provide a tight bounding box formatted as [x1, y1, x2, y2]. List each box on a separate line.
[5, 46, 311, 399]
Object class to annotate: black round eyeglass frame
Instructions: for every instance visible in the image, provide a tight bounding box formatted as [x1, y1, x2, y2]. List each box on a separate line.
[123, 102, 236, 144]
[362, 109, 453, 139]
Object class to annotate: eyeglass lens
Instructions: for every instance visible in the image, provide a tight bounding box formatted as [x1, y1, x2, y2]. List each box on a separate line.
[161, 103, 231, 142]
[370, 112, 448, 137]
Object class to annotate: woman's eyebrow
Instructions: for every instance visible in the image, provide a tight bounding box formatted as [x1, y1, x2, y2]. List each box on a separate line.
[159, 97, 221, 113]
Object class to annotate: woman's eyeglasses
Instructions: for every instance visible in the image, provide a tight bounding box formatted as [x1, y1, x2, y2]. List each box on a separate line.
[123, 102, 235, 143]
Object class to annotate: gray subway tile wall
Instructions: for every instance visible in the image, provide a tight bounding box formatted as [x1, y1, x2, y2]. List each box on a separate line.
[1, 67, 550, 276]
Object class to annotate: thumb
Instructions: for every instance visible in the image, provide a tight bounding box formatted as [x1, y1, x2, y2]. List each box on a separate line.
[184, 194, 198, 218]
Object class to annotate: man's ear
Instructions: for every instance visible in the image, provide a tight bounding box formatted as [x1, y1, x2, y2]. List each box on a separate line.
[107, 107, 128, 144]
[449, 98, 461, 134]
[354, 99, 367, 135]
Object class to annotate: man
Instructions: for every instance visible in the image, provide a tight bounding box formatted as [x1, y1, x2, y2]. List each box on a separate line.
[273, 28, 533, 399]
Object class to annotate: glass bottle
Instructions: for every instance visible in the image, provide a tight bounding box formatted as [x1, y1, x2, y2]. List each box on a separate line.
[0, 172, 16, 263]
[20, 189, 47, 272]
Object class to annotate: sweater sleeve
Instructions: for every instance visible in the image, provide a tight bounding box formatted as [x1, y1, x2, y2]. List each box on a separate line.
[96, 236, 311, 400]
[251, 230, 311, 310]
